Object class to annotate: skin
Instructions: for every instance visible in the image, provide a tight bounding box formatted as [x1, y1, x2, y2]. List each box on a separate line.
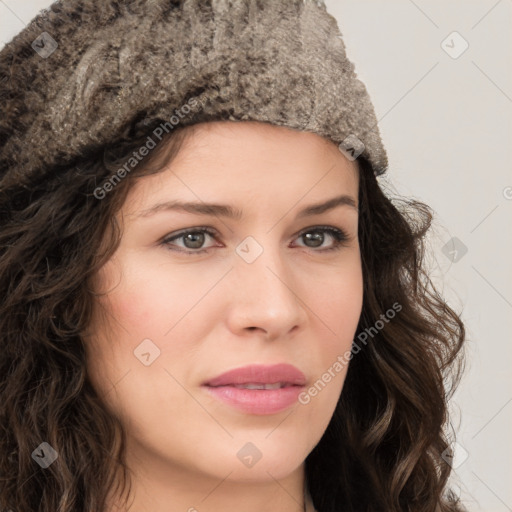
[83, 121, 363, 512]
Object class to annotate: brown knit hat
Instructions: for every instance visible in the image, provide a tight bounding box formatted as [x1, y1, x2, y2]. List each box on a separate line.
[0, 0, 388, 189]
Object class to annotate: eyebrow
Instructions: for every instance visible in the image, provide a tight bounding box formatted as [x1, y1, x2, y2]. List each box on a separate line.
[134, 194, 358, 220]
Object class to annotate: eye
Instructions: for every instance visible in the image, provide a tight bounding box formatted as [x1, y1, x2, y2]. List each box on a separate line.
[293, 226, 350, 252]
[160, 226, 351, 256]
[161, 227, 218, 254]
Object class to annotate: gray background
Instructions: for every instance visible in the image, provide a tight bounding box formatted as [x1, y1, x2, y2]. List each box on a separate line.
[1, 0, 511, 510]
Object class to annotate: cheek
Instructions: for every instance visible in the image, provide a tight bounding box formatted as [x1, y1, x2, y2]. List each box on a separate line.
[321, 258, 363, 342]
[98, 256, 181, 329]
[297, 272, 362, 438]
[90, 256, 211, 379]
[306, 257, 363, 407]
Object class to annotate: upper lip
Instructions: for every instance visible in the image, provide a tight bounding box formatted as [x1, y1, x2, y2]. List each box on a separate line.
[202, 364, 306, 387]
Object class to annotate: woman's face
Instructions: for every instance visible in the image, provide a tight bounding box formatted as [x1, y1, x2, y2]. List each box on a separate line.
[84, 121, 363, 504]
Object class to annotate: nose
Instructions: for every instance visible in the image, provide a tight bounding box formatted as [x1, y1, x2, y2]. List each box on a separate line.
[226, 244, 308, 341]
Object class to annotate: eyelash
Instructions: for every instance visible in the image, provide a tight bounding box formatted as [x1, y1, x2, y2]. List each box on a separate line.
[160, 225, 350, 256]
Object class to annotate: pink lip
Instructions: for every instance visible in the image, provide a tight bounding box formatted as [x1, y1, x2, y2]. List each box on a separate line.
[201, 364, 306, 415]
[203, 363, 306, 387]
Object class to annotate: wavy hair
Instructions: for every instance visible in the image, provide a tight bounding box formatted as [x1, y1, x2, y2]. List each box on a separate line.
[0, 121, 465, 512]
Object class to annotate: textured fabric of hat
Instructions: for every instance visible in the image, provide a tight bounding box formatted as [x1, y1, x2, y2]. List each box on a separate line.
[0, 0, 388, 189]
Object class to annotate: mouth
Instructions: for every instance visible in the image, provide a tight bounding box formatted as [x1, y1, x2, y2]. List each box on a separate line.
[201, 364, 306, 415]
[212, 382, 297, 390]
[202, 383, 305, 415]
[202, 363, 307, 387]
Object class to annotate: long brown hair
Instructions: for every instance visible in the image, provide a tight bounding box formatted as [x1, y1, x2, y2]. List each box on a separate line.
[0, 123, 465, 512]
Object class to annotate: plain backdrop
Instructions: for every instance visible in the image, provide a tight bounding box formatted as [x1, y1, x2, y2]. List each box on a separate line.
[1, 1, 511, 511]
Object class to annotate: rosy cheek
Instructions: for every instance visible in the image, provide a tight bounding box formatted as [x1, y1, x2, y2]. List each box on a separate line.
[111, 293, 154, 331]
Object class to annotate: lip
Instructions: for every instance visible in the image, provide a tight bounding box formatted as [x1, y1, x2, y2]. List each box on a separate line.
[202, 363, 306, 387]
[201, 364, 306, 415]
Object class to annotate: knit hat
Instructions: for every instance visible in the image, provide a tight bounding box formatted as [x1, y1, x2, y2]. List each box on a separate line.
[0, 0, 388, 190]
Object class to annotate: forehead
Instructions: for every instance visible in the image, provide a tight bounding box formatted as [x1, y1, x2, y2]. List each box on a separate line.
[123, 120, 359, 216]
[180, 120, 351, 162]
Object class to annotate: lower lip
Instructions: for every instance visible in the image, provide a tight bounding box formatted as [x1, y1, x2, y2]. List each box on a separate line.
[202, 385, 304, 415]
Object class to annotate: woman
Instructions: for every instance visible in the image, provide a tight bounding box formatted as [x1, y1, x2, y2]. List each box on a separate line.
[0, 1, 466, 511]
